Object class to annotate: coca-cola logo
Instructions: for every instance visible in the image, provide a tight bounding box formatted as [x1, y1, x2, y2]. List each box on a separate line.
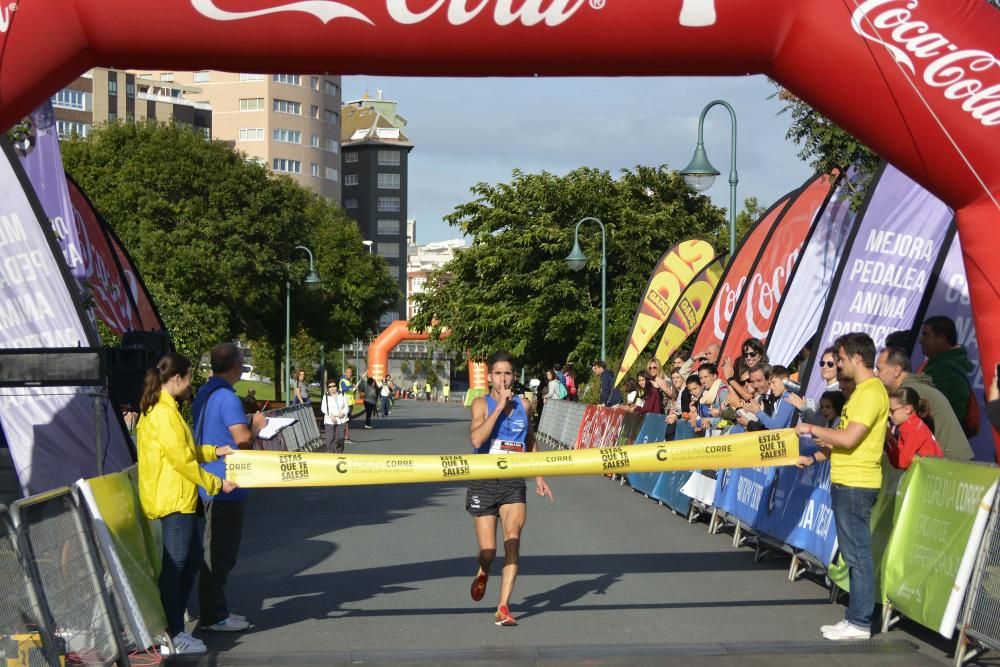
[712, 276, 745, 340]
[851, 0, 1000, 127]
[744, 249, 798, 340]
[72, 205, 136, 333]
[191, 0, 596, 27]
[0, 3, 17, 34]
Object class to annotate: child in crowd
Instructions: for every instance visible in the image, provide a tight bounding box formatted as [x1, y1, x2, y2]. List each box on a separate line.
[817, 390, 845, 429]
[886, 386, 943, 470]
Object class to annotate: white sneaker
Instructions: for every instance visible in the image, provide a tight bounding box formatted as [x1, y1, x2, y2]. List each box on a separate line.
[819, 619, 850, 634]
[823, 621, 870, 641]
[202, 615, 250, 632]
[161, 631, 207, 655]
[229, 612, 248, 623]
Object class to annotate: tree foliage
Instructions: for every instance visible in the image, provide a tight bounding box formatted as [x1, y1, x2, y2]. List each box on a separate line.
[61, 121, 400, 390]
[410, 166, 728, 374]
[772, 85, 881, 203]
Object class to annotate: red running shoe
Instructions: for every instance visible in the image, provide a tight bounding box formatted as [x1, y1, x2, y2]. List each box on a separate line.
[494, 605, 517, 627]
[470, 570, 488, 602]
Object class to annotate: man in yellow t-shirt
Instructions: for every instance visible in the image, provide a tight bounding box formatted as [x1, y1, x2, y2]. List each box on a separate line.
[796, 332, 887, 642]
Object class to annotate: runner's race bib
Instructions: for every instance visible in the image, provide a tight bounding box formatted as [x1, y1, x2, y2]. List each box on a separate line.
[489, 439, 525, 454]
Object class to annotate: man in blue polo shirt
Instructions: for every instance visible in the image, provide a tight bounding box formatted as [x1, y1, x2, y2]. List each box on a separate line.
[193, 342, 266, 633]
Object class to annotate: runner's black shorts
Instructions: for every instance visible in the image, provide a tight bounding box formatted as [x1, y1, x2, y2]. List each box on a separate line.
[466, 479, 527, 517]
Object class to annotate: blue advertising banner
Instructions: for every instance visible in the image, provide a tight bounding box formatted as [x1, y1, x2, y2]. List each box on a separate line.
[713, 465, 777, 527]
[651, 421, 695, 514]
[752, 452, 838, 565]
[626, 414, 667, 496]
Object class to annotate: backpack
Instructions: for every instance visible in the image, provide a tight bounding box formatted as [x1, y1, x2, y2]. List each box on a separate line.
[554, 381, 567, 400]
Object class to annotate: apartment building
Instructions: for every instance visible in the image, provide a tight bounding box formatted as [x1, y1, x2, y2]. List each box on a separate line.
[51, 68, 212, 140]
[341, 94, 413, 327]
[135, 71, 343, 202]
[406, 239, 466, 320]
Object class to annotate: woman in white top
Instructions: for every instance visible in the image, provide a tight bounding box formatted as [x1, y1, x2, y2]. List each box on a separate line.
[320, 381, 349, 452]
[543, 368, 564, 403]
[787, 346, 840, 425]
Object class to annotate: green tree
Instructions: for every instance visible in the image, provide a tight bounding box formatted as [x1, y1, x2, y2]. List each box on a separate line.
[410, 166, 727, 374]
[772, 85, 881, 204]
[62, 120, 399, 396]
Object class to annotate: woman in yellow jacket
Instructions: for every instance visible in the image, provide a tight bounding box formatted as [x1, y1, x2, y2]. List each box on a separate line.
[137, 353, 237, 655]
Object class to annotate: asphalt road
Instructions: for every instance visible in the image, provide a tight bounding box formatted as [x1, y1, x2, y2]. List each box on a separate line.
[170, 400, 962, 666]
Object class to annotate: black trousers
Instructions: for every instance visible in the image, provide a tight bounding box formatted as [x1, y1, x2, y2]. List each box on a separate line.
[364, 401, 376, 426]
[199, 500, 245, 626]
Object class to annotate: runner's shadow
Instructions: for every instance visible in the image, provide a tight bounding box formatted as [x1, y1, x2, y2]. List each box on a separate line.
[517, 573, 621, 620]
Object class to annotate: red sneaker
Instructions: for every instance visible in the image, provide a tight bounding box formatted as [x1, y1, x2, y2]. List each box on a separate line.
[494, 605, 517, 627]
[470, 570, 488, 602]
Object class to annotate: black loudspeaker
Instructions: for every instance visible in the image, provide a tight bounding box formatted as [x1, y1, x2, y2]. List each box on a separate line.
[107, 331, 174, 410]
[0, 348, 106, 387]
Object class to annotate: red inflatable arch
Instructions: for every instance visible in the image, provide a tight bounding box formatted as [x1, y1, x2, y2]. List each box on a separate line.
[1, 1, 998, 377]
[368, 320, 487, 394]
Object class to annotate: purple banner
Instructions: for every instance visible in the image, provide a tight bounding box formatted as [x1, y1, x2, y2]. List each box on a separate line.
[0, 138, 132, 496]
[18, 102, 87, 284]
[912, 234, 993, 461]
[766, 173, 857, 366]
[805, 165, 953, 402]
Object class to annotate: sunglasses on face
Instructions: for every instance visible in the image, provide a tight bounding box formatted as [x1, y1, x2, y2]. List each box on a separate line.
[820, 360, 836, 368]
[743, 351, 759, 358]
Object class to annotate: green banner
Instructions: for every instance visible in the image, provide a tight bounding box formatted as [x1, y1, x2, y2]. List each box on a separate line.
[882, 457, 998, 637]
[80, 470, 167, 647]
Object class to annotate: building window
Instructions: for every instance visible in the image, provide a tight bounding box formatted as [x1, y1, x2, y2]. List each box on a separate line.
[272, 158, 301, 173]
[377, 219, 400, 235]
[377, 197, 401, 212]
[377, 173, 400, 190]
[239, 128, 264, 141]
[107, 111, 118, 123]
[387, 265, 400, 279]
[240, 73, 264, 81]
[377, 243, 400, 258]
[323, 109, 339, 124]
[311, 163, 319, 177]
[345, 199, 359, 209]
[379, 311, 400, 328]
[160, 73, 174, 82]
[273, 98, 301, 115]
[310, 105, 319, 119]
[52, 89, 86, 110]
[344, 174, 359, 186]
[246, 156, 266, 166]
[126, 82, 135, 98]
[193, 71, 211, 83]
[273, 74, 301, 85]
[378, 150, 401, 166]
[310, 133, 320, 148]
[345, 151, 358, 163]
[324, 138, 339, 153]
[310, 76, 320, 90]
[126, 112, 135, 124]
[56, 120, 90, 139]
[324, 166, 338, 181]
[107, 78, 118, 95]
[324, 80, 339, 97]
[239, 97, 265, 111]
[273, 128, 302, 144]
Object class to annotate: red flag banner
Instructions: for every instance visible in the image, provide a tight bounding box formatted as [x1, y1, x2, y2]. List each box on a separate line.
[614, 239, 716, 386]
[720, 173, 836, 364]
[99, 209, 164, 331]
[574, 405, 626, 450]
[689, 196, 791, 358]
[66, 177, 144, 336]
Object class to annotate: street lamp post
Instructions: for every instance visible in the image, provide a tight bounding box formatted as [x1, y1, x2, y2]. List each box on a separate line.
[565, 217, 607, 362]
[680, 100, 738, 260]
[359, 240, 373, 376]
[286, 245, 321, 404]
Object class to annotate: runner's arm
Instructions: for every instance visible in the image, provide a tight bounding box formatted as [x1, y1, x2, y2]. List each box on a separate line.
[470, 395, 507, 449]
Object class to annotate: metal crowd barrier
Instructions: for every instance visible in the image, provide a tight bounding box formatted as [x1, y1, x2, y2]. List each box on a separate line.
[956, 490, 1000, 665]
[536, 400, 586, 450]
[9, 489, 128, 666]
[0, 504, 62, 666]
[253, 404, 323, 453]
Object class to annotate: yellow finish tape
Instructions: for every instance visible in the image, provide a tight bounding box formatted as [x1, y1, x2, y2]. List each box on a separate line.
[225, 429, 800, 488]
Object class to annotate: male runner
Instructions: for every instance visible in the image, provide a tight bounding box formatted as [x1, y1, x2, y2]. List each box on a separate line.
[468, 350, 554, 626]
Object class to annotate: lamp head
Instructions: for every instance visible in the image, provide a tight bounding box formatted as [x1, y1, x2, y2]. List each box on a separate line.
[304, 270, 322, 287]
[565, 240, 588, 272]
[680, 142, 720, 192]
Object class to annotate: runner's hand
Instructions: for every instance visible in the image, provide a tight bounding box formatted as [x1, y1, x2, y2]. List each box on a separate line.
[495, 383, 514, 409]
[535, 477, 554, 501]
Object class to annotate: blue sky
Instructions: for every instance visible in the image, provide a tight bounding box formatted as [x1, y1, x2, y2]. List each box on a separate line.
[343, 75, 815, 244]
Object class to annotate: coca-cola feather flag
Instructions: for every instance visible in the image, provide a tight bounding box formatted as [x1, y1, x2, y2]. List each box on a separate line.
[719, 172, 836, 365]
